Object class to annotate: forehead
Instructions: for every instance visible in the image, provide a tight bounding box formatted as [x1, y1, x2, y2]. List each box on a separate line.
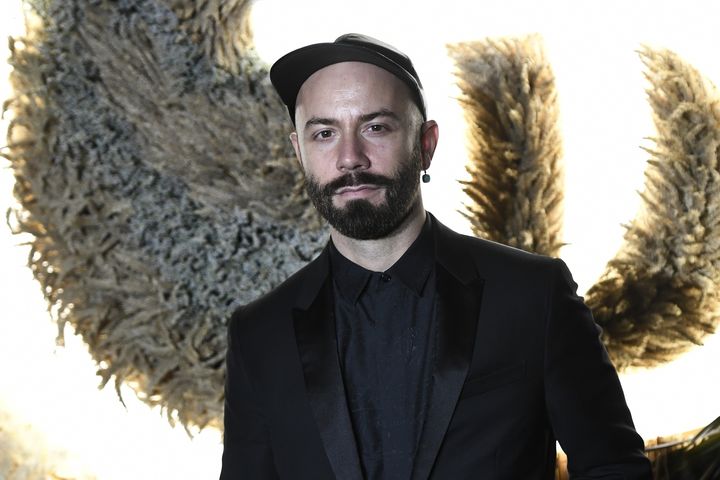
[295, 62, 415, 122]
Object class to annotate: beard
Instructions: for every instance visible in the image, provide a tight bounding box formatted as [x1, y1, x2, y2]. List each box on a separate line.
[304, 147, 423, 240]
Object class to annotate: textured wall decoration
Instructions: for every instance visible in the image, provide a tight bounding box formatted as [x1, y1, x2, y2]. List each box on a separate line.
[5, 0, 326, 429]
[452, 37, 720, 370]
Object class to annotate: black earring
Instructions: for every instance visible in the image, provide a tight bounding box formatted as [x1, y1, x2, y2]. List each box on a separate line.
[422, 170, 431, 183]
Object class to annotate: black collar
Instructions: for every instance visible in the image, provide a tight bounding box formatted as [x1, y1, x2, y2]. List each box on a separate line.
[330, 215, 435, 303]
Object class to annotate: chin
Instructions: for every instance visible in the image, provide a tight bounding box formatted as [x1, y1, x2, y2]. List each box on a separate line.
[335, 197, 387, 210]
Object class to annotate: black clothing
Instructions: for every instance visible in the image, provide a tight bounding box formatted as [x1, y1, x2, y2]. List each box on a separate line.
[221, 214, 653, 480]
[330, 218, 436, 480]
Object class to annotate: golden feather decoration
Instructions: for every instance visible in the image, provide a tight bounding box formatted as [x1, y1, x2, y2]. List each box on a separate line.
[0, 404, 97, 479]
[448, 35, 564, 257]
[585, 46, 720, 369]
[452, 37, 720, 370]
[4, 0, 326, 429]
[162, 0, 257, 71]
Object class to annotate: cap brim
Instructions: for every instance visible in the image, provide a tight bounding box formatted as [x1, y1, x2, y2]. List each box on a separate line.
[270, 42, 423, 124]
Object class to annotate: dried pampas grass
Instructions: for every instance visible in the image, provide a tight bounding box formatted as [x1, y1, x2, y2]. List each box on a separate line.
[585, 47, 720, 369]
[162, 0, 257, 72]
[0, 404, 97, 479]
[452, 37, 720, 369]
[4, 0, 326, 429]
[651, 415, 720, 479]
[448, 35, 564, 257]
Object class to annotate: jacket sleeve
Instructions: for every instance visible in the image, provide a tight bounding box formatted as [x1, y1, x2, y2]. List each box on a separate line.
[544, 259, 653, 479]
[220, 308, 280, 480]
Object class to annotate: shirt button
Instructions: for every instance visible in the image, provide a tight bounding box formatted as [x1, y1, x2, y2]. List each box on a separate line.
[380, 273, 391, 282]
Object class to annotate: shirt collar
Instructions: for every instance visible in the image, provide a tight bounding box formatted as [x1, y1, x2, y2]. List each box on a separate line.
[330, 214, 435, 303]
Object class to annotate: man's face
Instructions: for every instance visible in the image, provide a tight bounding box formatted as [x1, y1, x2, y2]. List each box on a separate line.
[290, 62, 426, 240]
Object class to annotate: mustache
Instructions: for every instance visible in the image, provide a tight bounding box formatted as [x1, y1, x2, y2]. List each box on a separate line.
[321, 171, 394, 195]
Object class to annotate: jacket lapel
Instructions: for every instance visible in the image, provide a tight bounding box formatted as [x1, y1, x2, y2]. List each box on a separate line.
[292, 218, 483, 480]
[293, 249, 364, 480]
[411, 218, 485, 480]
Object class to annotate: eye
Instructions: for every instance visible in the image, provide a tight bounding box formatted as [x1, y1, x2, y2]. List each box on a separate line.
[313, 129, 334, 140]
[366, 124, 388, 134]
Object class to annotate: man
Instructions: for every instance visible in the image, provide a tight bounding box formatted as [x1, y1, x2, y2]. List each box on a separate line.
[221, 33, 652, 479]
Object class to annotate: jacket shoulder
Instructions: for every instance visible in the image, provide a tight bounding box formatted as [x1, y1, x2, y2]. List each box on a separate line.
[229, 248, 329, 337]
[435, 219, 562, 279]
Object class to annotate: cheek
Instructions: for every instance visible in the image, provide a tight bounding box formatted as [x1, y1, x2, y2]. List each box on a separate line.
[304, 163, 346, 192]
[367, 143, 413, 172]
[307, 163, 339, 183]
[298, 149, 331, 176]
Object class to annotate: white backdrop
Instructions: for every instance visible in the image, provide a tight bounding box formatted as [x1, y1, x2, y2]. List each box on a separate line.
[1, 0, 719, 478]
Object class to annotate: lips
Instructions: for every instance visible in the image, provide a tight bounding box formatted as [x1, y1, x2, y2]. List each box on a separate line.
[335, 184, 380, 195]
[323, 171, 393, 196]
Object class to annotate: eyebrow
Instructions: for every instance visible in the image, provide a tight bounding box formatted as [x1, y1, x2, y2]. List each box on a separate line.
[303, 108, 401, 130]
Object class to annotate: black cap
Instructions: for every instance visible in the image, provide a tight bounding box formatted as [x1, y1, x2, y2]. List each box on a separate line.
[270, 33, 426, 125]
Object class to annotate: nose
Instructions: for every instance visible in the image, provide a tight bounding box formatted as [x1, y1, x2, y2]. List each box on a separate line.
[336, 133, 370, 172]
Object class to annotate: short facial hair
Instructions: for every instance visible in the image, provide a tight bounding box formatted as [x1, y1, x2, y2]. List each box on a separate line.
[304, 146, 422, 240]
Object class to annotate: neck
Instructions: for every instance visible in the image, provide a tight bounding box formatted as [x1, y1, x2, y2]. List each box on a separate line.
[330, 201, 427, 272]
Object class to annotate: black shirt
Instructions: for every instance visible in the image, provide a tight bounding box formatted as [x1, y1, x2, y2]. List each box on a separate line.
[330, 217, 437, 480]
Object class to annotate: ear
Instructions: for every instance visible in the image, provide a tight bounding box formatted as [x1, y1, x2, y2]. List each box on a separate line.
[419, 120, 439, 170]
[289, 132, 304, 169]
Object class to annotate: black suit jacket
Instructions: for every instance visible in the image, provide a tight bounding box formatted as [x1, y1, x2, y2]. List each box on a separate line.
[221, 216, 652, 479]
